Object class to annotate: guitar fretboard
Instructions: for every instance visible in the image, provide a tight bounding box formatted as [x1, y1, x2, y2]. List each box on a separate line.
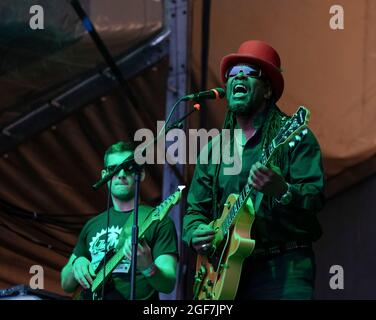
[220, 148, 273, 237]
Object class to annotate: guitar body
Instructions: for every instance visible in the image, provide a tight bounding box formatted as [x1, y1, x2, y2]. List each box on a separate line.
[74, 286, 101, 300]
[194, 193, 256, 300]
[72, 249, 116, 300]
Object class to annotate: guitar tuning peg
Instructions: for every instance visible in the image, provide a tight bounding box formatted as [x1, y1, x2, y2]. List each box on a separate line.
[295, 135, 301, 141]
[288, 141, 295, 148]
[302, 129, 308, 135]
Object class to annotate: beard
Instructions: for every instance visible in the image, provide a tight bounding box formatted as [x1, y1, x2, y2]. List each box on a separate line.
[111, 184, 135, 201]
[228, 102, 253, 116]
[228, 91, 266, 117]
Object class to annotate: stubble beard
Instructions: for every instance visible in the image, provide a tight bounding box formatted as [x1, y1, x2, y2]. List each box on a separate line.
[229, 95, 265, 118]
[111, 186, 135, 202]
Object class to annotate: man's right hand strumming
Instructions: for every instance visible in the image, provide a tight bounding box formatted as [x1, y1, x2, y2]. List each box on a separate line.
[191, 224, 216, 255]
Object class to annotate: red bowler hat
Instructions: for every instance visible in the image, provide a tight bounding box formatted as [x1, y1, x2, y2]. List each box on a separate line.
[220, 40, 284, 101]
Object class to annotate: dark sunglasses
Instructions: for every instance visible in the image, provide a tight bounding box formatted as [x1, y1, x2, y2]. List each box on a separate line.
[105, 165, 118, 172]
[105, 165, 133, 174]
[225, 65, 263, 80]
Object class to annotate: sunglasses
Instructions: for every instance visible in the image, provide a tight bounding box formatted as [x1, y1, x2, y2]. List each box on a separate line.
[105, 165, 133, 174]
[225, 65, 263, 80]
[105, 165, 118, 172]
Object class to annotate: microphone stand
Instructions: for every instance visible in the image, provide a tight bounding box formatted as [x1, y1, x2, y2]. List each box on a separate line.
[92, 98, 202, 300]
[130, 162, 142, 300]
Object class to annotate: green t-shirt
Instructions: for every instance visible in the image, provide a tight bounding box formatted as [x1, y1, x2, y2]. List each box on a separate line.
[183, 107, 325, 248]
[73, 205, 178, 300]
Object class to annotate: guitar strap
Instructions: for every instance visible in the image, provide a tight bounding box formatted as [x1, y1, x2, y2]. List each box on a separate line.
[212, 133, 266, 217]
[115, 205, 155, 251]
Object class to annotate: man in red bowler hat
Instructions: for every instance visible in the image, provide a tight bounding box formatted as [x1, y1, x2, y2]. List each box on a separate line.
[183, 40, 325, 299]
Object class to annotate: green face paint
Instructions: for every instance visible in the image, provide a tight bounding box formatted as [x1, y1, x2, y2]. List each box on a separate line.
[103, 151, 135, 201]
[225, 70, 269, 116]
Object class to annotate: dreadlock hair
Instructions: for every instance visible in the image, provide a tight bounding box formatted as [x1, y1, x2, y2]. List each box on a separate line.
[211, 99, 288, 218]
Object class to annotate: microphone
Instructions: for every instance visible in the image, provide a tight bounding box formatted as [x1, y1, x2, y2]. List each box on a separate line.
[182, 88, 225, 101]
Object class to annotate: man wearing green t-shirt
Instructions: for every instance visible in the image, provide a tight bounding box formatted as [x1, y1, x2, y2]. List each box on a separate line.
[183, 40, 325, 299]
[61, 141, 178, 299]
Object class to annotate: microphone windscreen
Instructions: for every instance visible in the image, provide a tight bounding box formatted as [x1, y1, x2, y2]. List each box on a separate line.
[212, 87, 225, 99]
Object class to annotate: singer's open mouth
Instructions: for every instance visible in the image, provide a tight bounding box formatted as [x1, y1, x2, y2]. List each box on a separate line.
[232, 83, 248, 98]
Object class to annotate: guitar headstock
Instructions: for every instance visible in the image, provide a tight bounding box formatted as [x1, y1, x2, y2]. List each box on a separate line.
[151, 185, 186, 221]
[272, 106, 310, 151]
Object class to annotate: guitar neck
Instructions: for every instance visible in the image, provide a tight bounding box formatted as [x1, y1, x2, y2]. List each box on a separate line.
[221, 145, 275, 235]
